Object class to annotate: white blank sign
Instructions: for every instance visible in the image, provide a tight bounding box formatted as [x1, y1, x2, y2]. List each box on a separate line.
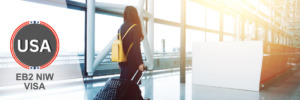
[192, 41, 263, 91]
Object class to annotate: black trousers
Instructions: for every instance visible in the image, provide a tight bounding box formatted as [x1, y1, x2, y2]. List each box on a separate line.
[120, 66, 143, 100]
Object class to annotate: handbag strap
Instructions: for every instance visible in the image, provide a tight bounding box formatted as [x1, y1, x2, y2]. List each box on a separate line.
[126, 43, 133, 57]
[121, 24, 136, 40]
[119, 24, 136, 57]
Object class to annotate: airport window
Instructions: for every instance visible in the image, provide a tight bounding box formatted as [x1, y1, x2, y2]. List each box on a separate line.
[287, 38, 290, 46]
[154, 23, 180, 53]
[186, 1, 205, 28]
[223, 14, 235, 34]
[275, 33, 279, 44]
[282, 36, 284, 45]
[95, 14, 123, 52]
[244, 21, 256, 40]
[256, 27, 265, 40]
[279, 34, 282, 44]
[206, 8, 220, 31]
[186, 29, 205, 52]
[278, 35, 281, 44]
[154, 0, 181, 22]
[224, 35, 235, 41]
[206, 32, 219, 42]
[268, 30, 272, 42]
[259, 3, 271, 16]
[281, 36, 284, 45]
[244, 21, 249, 37]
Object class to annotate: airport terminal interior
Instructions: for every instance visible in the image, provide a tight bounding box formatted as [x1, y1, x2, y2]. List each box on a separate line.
[1, 0, 300, 100]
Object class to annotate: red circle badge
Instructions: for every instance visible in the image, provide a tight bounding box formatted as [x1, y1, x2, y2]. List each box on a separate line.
[10, 21, 59, 69]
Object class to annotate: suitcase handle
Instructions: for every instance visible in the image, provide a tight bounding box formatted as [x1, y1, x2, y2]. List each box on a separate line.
[131, 70, 143, 84]
[131, 66, 147, 84]
[131, 70, 139, 81]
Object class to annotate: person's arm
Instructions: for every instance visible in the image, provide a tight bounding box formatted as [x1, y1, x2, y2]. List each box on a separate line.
[132, 26, 144, 71]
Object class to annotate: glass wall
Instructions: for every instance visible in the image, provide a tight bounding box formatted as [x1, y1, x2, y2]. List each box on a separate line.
[95, 14, 123, 52]
[206, 32, 219, 42]
[224, 35, 236, 41]
[154, 23, 180, 53]
[223, 14, 235, 34]
[154, 0, 181, 22]
[7, 0, 239, 74]
[186, 1, 205, 27]
[206, 8, 220, 30]
[186, 29, 205, 52]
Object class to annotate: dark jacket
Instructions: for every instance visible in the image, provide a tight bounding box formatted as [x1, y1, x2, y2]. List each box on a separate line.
[119, 22, 143, 83]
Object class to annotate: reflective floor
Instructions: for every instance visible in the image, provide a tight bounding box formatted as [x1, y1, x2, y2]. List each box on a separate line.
[1, 67, 300, 100]
[86, 66, 300, 100]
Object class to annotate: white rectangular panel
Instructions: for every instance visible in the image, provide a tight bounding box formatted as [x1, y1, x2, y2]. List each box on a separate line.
[192, 41, 263, 91]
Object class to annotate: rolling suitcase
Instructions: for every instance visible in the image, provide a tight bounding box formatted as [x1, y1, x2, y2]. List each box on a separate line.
[93, 70, 144, 100]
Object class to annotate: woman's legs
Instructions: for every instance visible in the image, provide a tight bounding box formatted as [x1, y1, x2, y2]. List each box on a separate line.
[120, 67, 144, 99]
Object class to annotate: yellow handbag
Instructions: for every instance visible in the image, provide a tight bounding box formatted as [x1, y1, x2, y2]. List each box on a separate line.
[111, 24, 136, 62]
